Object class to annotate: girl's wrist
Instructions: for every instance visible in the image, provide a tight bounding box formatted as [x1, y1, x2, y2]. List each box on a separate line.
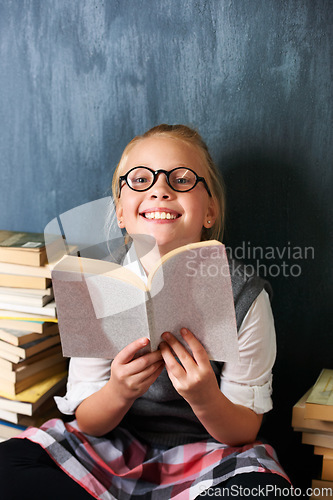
[104, 378, 136, 408]
[189, 384, 224, 415]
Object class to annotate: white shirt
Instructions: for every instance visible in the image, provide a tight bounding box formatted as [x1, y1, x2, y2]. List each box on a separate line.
[56, 246, 276, 415]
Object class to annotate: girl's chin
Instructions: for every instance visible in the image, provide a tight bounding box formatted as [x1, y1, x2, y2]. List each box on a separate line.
[129, 229, 177, 249]
[151, 237, 178, 250]
[130, 226, 201, 252]
[141, 232, 180, 251]
[154, 236, 198, 254]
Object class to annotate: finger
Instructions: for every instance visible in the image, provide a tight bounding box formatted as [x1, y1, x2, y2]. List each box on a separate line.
[161, 332, 196, 371]
[159, 341, 186, 379]
[129, 349, 163, 375]
[180, 328, 210, 366]
[116, 337, 150, 364]
[128, 359, 165, 388]
[143, 359, 165, 379]
[140, 360, 165, 386]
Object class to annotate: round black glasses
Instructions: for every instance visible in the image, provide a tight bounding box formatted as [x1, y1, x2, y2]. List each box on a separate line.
[119, 166, 212, 197]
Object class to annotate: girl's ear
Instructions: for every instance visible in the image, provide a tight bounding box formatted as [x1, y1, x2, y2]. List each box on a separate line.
[116, 203, 125, 229]
[203, 198, 218, 229]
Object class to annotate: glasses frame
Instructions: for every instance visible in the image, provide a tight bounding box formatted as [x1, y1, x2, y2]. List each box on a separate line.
[119, 166, 212, 197]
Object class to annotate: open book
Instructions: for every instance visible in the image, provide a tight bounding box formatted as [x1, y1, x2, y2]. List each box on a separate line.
[52, 240, 239, 362]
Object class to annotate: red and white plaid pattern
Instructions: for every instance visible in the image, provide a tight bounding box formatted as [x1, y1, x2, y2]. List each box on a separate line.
[17, 419, 290, 499]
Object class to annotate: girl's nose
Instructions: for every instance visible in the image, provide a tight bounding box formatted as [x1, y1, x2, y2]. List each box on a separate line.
[149, 172, 174, 199]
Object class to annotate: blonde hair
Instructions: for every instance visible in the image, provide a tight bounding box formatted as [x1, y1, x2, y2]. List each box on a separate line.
[111, 124, 226, 241]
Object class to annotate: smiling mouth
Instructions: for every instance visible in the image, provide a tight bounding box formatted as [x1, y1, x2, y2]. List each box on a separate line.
[140, 211, 181, 220]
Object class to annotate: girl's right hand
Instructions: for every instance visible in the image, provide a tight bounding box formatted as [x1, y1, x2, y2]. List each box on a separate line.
[108, 337, 164, 403]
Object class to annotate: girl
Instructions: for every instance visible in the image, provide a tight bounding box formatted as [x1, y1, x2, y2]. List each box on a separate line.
[0, 124, 291, 499]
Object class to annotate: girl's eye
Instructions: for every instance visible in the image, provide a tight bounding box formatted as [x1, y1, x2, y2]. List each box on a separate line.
[175, 177, 191, 184]
[132, 177, 148, 184]
[128, 168, 153, 186]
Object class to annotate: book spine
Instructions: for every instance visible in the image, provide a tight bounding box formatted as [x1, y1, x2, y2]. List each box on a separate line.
[145, 291, 157, 351]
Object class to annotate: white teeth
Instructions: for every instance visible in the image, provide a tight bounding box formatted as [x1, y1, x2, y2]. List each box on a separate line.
[143, 211, 178, 220]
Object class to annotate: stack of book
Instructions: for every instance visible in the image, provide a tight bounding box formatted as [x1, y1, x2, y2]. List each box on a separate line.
[292, 369, 333, 493]
[0, 230, 68, 440]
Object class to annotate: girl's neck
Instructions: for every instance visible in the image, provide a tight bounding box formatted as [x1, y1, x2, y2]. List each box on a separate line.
[128, 235, 162, 276]
[139, 245, 162, 275]
[132, 236, 201, 275]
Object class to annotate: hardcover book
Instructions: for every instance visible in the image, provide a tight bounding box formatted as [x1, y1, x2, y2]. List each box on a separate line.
[52, 240, 239, 362]
[0, 230, 47, 267]
[0, 371, 67, 416]
[306, 369, 333, 422]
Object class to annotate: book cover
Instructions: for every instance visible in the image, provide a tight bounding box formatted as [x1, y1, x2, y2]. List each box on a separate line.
[314, 447, 333, 459]
[312, 478, 333, 488]
[0, 274, 51, 289]
[0, 230, 72, 268]
[306, 369, 333, 422]
[0, 318, 57, 334]
[0, 371, 67, 415]
[0, 344, 62, 372]
[292, 389, 333, 433]
[302, 431, 333, 449]
[0, 300, 56, 318]
[0, 348, 21, 364]
[0, 334, 60, 360]
[0, 286, 53, 296]
[0, 351, 66, 382]
[0, 230, 46, 266]
[0, 261, 52, 279]
[0, 419, 26, 439]
[0, 324, 59, 347]
[0, 400, 62, 427]
[52, 240, 239, 362]
[0, 230, 45, 249]
[0, 309, 58, 323]
[0, 360, 67, 395]
[0, 292, 53, 307]
[322, 456, 333, 481]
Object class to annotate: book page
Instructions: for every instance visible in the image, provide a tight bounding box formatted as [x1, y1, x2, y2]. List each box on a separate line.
[149, 243, 239, 362]
[52, 268, 149, 358]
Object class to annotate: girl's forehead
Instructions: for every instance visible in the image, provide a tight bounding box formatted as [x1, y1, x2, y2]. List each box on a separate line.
[122, 136, 207, 174]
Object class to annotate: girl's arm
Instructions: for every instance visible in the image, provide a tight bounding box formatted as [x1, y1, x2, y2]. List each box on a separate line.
[75, 337, 164, 436]
[160, 329, 263, 446]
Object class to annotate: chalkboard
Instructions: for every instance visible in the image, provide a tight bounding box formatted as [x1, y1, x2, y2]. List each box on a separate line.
[0, 0, 332, 488]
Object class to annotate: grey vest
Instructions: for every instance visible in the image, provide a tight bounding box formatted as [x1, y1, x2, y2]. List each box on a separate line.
[111, 244, 272, 447]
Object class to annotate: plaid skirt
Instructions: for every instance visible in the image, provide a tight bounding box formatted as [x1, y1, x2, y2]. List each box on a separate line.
[17, 419, 290, 499]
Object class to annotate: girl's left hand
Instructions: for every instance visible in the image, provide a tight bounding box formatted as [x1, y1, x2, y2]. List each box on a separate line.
[159, 328, 220, 407]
